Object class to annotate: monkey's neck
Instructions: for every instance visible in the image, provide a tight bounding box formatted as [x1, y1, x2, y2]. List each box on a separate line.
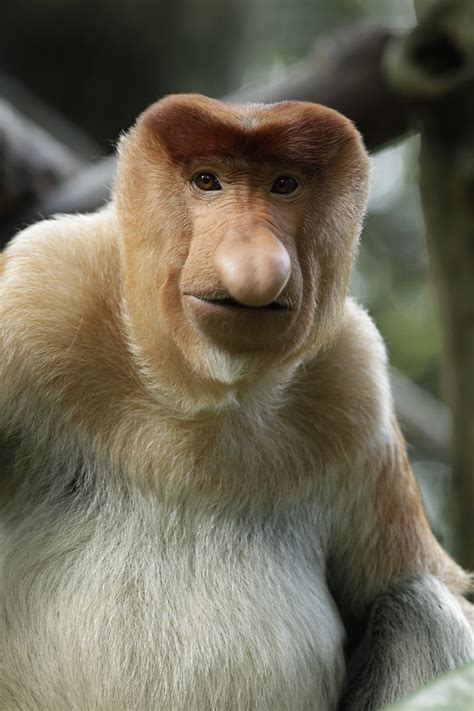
[119, 300, 303, 416]
[130, 332, 302, 417]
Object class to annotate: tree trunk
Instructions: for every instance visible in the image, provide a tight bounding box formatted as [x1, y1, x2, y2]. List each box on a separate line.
[388, 0, 474, 568]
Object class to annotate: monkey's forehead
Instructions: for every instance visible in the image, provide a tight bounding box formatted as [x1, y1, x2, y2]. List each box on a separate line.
[136, 93, 362, 170]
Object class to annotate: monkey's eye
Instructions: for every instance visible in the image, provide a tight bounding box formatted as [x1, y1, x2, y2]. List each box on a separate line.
[271, 176, 299, 196]
[192, 172, 222, 191]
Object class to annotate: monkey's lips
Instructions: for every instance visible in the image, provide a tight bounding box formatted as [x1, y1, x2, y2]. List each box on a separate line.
[183, 294, 291, 314]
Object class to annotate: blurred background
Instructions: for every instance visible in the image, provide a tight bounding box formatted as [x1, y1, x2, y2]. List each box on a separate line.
[1, 0, 414, 147]
[0, 0, 463, 545]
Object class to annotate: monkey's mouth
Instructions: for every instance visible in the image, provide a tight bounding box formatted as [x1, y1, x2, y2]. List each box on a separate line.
[183, 293, 297, 348]
[199, 296, 289, 310]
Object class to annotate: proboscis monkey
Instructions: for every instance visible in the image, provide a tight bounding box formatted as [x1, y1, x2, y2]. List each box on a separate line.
[0, 94, 472, 711]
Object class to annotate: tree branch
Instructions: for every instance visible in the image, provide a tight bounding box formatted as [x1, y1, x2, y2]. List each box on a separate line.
[0, 100, 83, 225]
[227, 24, 410, 153]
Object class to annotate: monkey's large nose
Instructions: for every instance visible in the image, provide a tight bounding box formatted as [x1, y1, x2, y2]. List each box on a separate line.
[213, 231, 291, 307]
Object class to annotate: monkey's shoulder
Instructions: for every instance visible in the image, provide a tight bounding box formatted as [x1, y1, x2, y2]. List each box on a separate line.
[0, 209, 122, 366]
[0, 210, 128, 430]
[290, 299, 393, 457]
[0, 208, 118, 308]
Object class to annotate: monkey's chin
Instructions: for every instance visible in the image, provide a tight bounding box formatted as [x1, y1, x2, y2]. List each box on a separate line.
[182, 294, 298, 355]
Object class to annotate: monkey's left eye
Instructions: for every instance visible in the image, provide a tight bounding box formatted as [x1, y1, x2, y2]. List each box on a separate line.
[271, 176, 299, 196]
[192, 172, 222, 191]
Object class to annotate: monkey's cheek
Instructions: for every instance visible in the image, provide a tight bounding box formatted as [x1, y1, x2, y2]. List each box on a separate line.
[182, 295, 298, 353]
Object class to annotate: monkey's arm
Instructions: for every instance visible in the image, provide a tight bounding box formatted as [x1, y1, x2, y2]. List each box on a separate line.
[339, 575, 473, 711]
[331, 421, 474, 711]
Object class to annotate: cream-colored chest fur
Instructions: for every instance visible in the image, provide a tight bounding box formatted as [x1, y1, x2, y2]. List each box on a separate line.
[0, 472, 345, 711]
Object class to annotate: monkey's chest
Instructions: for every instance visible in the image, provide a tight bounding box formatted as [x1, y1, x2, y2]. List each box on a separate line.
[0, 511, 346, 711]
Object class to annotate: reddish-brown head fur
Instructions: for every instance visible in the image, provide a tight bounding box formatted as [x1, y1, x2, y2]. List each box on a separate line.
[114, 94, 370, 391]
[142, 94, 353, 171]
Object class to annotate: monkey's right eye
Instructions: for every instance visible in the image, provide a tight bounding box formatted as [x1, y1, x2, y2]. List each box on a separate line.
[192, 172, 222, 191]
[271, 176, 299, 195]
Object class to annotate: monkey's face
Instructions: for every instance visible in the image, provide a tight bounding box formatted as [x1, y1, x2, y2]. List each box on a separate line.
[177, 160, 307, 354]
[116, 95, 370, 382]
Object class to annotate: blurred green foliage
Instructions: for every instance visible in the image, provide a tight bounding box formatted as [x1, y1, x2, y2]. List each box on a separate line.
[386, 661, 474, 710]
[355, 136, 443, 397]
